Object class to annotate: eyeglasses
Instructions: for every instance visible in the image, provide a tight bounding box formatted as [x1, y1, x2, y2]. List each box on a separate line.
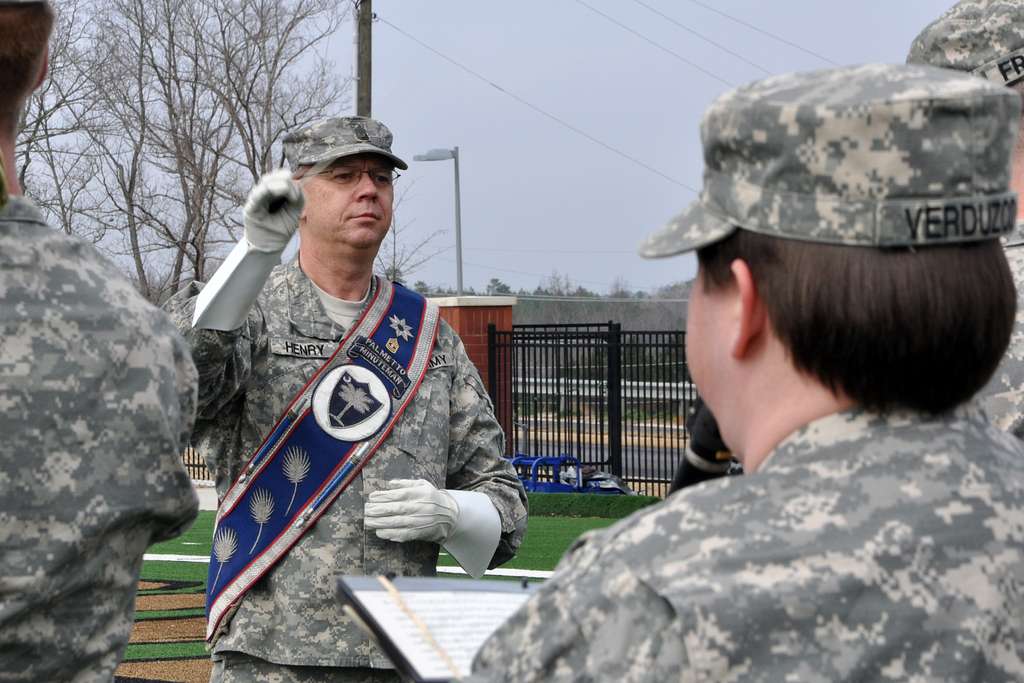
[311, 164, 400, 189]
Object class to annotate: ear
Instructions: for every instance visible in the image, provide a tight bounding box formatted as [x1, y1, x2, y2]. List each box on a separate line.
[729, 258, 767, 359]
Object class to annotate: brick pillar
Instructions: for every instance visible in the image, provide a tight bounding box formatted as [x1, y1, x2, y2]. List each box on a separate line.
[429, 295, 515, 393]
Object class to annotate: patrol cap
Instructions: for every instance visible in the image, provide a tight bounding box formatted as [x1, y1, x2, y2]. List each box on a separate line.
[907, 0, 1024, 86]
[282, 116, 408, 171]
[639, 63, 1021, 259]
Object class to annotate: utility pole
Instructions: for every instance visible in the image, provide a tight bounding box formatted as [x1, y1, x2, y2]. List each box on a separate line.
[356, 0, 372, 117]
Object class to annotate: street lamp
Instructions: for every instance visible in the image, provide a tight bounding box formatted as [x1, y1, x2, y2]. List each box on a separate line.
[413, 146, 463, 296]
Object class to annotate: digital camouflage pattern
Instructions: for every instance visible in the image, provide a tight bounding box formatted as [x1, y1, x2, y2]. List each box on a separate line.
[639, 63, 1020, 258]
[907, 0, 1024, 85]
[165, 262, 527, 669]
[211, 651, 400, 683]
[907, 3, 1024, 439]
[0, 196, 199, 682]
[283, 116, 409, 171]
[470, 407, 1024, 682]
[978, 242, 1024, 437]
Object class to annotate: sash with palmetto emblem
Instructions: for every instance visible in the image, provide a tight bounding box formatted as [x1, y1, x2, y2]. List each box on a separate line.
[205, 276, 439, 642]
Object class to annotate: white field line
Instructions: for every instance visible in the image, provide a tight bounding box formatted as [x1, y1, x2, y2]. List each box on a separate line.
[437, 566, 552, 579]
[143, 553, 553, 580]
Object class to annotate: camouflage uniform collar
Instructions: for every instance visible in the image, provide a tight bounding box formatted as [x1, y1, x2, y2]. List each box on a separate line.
[0, 194, 46, 224]
[284, 262, 376, 341]
[759, 404, 985, 471]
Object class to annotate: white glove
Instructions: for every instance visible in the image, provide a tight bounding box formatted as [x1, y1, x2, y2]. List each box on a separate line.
[364, 479, 459, 543]
[243, 169, 304, 253]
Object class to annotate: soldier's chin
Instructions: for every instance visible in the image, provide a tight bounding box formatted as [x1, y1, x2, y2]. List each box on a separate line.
[338, 223, 388, 249]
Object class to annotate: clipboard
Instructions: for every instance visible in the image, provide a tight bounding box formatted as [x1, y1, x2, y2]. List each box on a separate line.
[338, 575, 536, 682]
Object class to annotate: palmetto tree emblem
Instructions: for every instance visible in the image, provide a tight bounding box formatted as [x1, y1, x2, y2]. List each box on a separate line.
[211, 526, 238, 590]
[248, 488, 275, 554]
[282, 446, 311, 515]
[329, 373, 382, 428]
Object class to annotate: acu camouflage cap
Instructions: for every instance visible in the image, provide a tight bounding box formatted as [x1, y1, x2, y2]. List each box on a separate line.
[283, 116, 408, 171]
[639, 63, 1021, 259]
[908, 0, 1024, 86]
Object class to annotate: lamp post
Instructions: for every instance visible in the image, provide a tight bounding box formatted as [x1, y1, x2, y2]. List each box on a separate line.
[413, 146, 463, 296]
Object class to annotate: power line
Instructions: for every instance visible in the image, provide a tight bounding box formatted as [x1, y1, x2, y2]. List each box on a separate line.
[435, 255, 620, 289]
[376, 15, 697, 192]
[572, 0, 735, 88]
[433, 255, 685, 293]
[628, 0, 771, 76]
[467, 246, 635, 255]
[682, 0, 839, 66]
[515, 293, 688, 303]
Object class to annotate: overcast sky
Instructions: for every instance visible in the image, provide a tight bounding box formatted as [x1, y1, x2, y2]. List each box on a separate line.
[321, 1, 955, 295]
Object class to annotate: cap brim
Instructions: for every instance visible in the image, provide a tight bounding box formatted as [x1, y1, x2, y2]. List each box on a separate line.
[638, 200, 737, 258]
[303, 143, 409, 170]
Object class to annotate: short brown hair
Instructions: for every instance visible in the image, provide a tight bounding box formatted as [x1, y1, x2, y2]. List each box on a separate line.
[696, 229, 1016, 415]
[0, 3, 54, 126]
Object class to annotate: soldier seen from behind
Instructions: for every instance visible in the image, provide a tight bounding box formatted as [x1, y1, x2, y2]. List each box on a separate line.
[0, 1, 201, 680]
[908, 0, 1024, 438]
[469, 64, 1024, 681]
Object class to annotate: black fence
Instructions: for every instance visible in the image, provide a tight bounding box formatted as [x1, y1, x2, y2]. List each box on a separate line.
[182, 447, 211, 481]
[488, 322, 696, 495]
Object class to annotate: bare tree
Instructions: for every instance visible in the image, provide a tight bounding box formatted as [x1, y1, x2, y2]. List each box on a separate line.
[375, 183, 448, 283]
[16, 0, 351, 302]
[17, 0, 105, 241]
[608, 276, 632, 298]
[201, 0, 350, 183]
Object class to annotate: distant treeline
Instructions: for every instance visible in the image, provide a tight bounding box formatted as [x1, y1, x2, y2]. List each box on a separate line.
[413, 276, 692, 331]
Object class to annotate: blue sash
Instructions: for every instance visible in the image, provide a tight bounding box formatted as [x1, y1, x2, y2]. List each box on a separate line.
[205, 277, 440, 641]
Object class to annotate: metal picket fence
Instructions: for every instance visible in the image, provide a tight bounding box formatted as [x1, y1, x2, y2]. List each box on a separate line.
[488, 323, 696, 495]
[182, 447, 211, 482]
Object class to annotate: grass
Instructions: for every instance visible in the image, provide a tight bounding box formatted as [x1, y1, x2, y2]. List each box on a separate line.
[136, 609, 206, 620]
[123, 642, 209, 661]
[455, 516, 615, 570]
[526, 492, 660, 518]
[140, 560, 208, 583]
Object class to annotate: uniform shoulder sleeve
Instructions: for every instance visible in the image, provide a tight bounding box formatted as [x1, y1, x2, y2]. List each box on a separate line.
[163, 280, 268, 419]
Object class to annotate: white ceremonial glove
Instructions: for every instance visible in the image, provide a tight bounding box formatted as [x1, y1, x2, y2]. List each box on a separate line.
[365, 479, 502, 579]
[243, 169, 304, 253]
[364, 479, 460, 544]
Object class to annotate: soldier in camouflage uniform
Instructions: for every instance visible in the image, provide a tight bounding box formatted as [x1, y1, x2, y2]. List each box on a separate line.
[469, 64, 1024, 681]
[0, 1, 200, 680]
[165, 117, 527, 682]
[909, 0, 1024, 438]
